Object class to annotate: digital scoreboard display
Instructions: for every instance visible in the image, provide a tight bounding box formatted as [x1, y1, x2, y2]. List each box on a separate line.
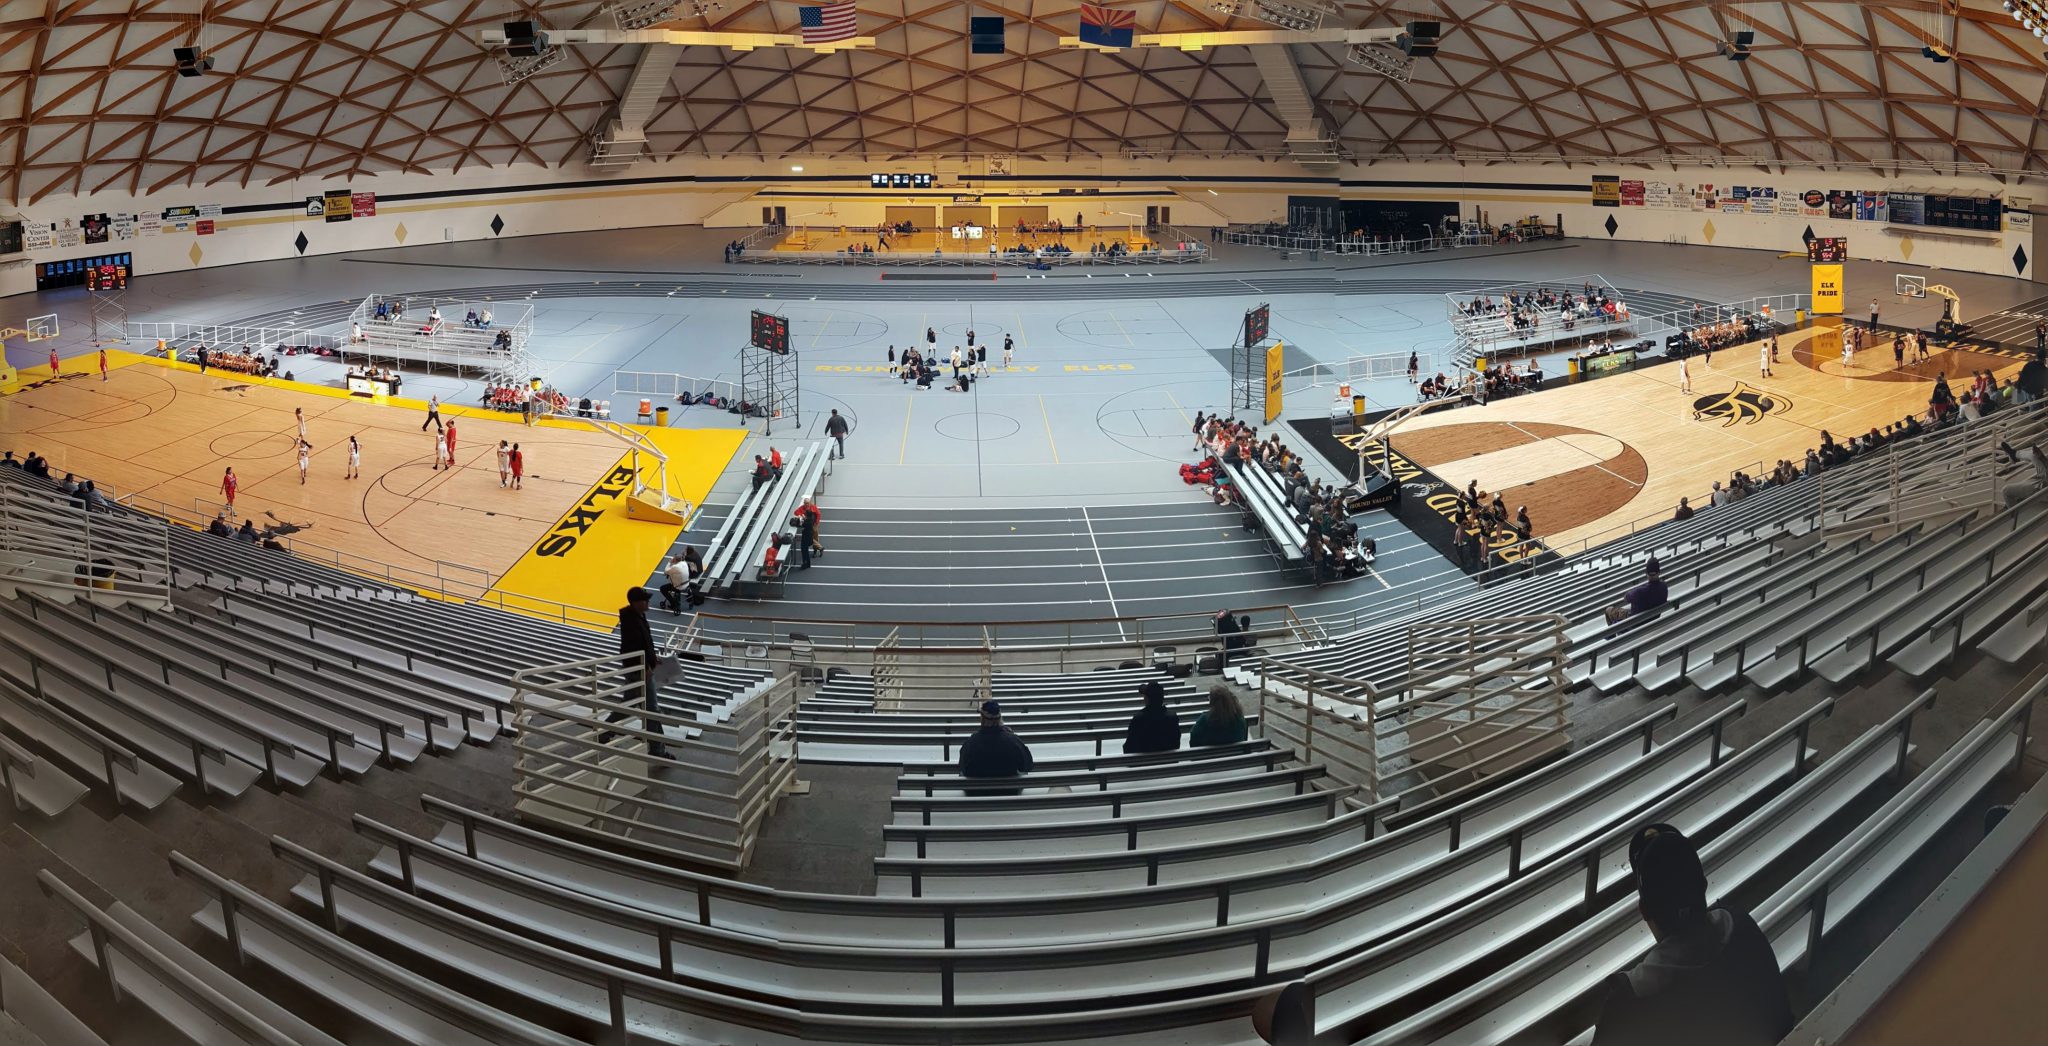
[751, 310, 790, 355]
[1244, 303, 1271, 346]
[86, 263, 129, 291]
[870, 173, 935, 189]
[1807, 237, 1847, 263]
[34, 252, 133, 291]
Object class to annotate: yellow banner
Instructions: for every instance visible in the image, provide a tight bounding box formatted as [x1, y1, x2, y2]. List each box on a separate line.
[1264, 342, 1284, 424]
[1811, 263, 1845, 314]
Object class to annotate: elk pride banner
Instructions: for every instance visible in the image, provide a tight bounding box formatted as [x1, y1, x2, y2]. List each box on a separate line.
[1811, 264, 1845, 314]
[1264, 342, 1285, 424]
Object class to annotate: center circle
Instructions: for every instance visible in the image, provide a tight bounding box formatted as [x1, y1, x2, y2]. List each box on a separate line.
[933, 411, 1021, 442]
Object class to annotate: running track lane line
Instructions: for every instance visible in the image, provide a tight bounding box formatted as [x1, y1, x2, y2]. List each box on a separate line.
[1080, 506, 1127, 640]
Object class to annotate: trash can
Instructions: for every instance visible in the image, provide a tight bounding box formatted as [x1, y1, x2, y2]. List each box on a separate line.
[1795, 309, 1806, 324]
[1352, 394, 1366, 417]
[1568, 356, 1582, 379]
[638, 397, 653, 419]
[655, 405, 670, 426]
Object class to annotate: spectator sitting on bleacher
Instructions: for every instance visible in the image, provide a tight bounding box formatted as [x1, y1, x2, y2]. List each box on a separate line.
[57, 472, 78, 495]
[208, 514, 232, 537]
[1123, 681, 1183, 754]
[1589, 823, 1792, 1046]
[235, 519, 260, 543]
[1190, 686, 1248, 747]
[959, 700, 1034, 795]
[1604, 559, 1667, 625]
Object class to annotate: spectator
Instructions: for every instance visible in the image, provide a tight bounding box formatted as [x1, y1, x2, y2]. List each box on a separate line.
[1591, 823, 1792, 1046]
[958, 700, 1034, 794]
[235, 519, 260, 542]
[57, 473, 79, 495]
[659, 555, 691, 614]
[1123, 680, 1182, 754]
[1673, 497, 1694, 521]
[0, 451, 16, 469]
[751, 455, 771, 492]
[23, 452, 49, 479]
[207, 514, 232, 538]
[1190, 686, 1248, 747]
[1604, 558, 1668, 624]
[599, 587, 669, 759]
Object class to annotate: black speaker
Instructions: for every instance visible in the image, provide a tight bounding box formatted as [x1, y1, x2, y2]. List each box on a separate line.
[969, 16, 1004, 55]
[1400, 20, 1440, 57]
[173, 47, 213, 77]
[504, 20, 548, 57]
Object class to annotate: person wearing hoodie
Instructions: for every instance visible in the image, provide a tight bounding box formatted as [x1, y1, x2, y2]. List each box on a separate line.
[1122, 680, 1182, 754]
[1591, 823, 1792, 1046]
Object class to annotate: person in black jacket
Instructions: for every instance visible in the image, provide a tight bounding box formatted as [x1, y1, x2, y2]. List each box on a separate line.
[1591, 824, 1792, 1046]
[600, 588, 669, 759]
[958, 700, 1033, 794]
[1123, 681, 1182, 754]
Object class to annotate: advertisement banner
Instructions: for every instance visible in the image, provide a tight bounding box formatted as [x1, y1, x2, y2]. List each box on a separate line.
[1721, 186, 1747, 214]
[22, 222, 51, 250]
[1620, 179, 1645, 206]
[324, 189, 353, 223]
[1643, 181, 1675, 208]
[196, 220, 215, 235]
[305, 196, 325, 218]
[80, 214, 109, 244]
[1693, 185, 1717, 211]
[1827, 191, 1854, 220]
[1855, 191, 1888, 222]
[136, 213, 161, 237]
[1264, 342, 1285, 425]
[1801, 189, 1826, 217]
[1747, 188, 1777, 215]
[1811, 264, 1846, 314]
[111, 213, 135, 240]
[196, 203, 221, 219]
[1776, 195, 1801, 217]
[56, 220, 80, 248]
[1591, 175, 1621, 207]
[162, 205, 197, 232]
[2007, 198, 2032, 233]
[352, 191, 377, 218]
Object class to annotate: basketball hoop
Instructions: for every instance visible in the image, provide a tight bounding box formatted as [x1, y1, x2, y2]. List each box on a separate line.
[1894, 274, 1928, 301]
[23, 314, 58, 341]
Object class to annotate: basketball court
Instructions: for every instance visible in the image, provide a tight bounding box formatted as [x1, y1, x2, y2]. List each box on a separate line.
[0, 350, 743, 616]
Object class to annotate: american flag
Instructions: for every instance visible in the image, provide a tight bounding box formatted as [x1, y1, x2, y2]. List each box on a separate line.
[799, 2, 858, 44]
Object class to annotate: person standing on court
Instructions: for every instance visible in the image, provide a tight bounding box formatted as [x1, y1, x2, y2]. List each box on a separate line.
[295, 440, 311, 484]
[220, 467, 238, 515]
[509, 443, 524, 489]
[925, 326, 937, 348]
[2036, 319, 2046, 357]
[966, 328, 976, 348]
[98, 348, 108, 382]
[496, 440, 512, 488]
[295, 407, 308, 444]
[196, 344, 209, 373]
[346, 436, 361, 479]
[429, 426, 445, 470]
[48, 347, 59, 375]
[601, 587, 669, 759]
[442, 418, 458, 468]
[1407, 351, 1419, 383]
[422, 394, 442, 432]
[825, 409, 849, 459]
[1002, 337, 1014, 371]
[1868, 298, 1880, 331]
[1758, 340, 1771, 379]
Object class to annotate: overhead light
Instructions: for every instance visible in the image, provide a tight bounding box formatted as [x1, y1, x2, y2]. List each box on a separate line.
[1208, 189, 1219, 195]
[790, 165, 804, 172]
[172, 45, 214, 77]
[1206, 0, 1335, 32]
[1348, 41, 1415, 82]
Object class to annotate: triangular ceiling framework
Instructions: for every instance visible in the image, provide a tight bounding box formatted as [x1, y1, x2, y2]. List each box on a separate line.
[2, 1, 2045, 205]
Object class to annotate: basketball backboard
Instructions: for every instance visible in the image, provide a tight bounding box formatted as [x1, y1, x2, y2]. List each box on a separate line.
[1894, 274, 1927, 299]
[24, 314, 58, 340]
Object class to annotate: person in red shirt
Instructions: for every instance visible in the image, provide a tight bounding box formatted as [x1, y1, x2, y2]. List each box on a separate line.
[769, 446, 784, 477]
[220, 467, 238, 515]
[508, 443, 524, 490]
[443, 418, 458, 467]
[48, 348, 59, 375]
[97, 349, 108, 382]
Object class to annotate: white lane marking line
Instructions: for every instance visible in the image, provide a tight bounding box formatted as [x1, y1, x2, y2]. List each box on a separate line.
[1081, 506, 1127, 639]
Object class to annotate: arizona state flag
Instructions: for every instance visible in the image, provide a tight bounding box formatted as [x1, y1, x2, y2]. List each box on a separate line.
[1079, 3, 1135, 47]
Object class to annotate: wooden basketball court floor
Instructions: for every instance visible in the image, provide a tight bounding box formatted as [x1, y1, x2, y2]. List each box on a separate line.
[0, 352, 742, 616]
[1382, 320, 2029, 553]
[773, 227, 1162, 256]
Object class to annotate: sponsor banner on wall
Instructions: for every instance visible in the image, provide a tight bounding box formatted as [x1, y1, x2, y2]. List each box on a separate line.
[1693, 184, 1717, 211]
[1811, 263, 1845, 314]
[1747, 187, 1777, 215]
[111, 213, 135, 240]
[136, 213, 160, 237]
[1827, 190, 1853, 220]
[1264, 342, 1285, 424]
[1620, 179, 1645, 206]
[1643, 181, 1676, 208]
[80, 214, 109, 244]
[352, 191, 377, 218]
[56, 220, 81, 248]
[1801, 189, 1826, 217]
[162, 205, 197, 232]
[1776, 195, 1800, 217]
[1591, 175, 1621, 207]
[197, 203, 221, 219]
[22, 222, 51, 250]
[1721, 186, 1747, 214]
[1855, 191, 1888, 222]
[324, 189, 353, 223]
[305, 196, 325, 218]
[196, 220, 215, 235]
[2006, 198, 2031, 232]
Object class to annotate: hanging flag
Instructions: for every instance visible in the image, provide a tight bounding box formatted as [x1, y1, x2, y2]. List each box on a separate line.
[798, 1, 858, 44]
[969, 15, 1005, 55]
[1079, 3, 1136, 47]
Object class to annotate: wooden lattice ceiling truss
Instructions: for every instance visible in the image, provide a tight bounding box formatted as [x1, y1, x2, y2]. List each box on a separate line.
[2, 1, 2044, 204]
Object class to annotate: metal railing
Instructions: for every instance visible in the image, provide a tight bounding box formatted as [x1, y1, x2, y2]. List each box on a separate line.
[735, 244, 1212, 266]
[126, 321, 337, 354]
[1225, 229, 1467, 256]
[614, 369, 743, 409]
[508, 652, 799, 872]
[1250, 615, 1569, 809]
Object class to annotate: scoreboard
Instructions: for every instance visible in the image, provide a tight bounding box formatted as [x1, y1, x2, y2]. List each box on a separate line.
[751, 310, 791, 355]
[1244, 303, 1271, 346]
[1806, 237, 1847, 263]
[86, 263, 129, 291]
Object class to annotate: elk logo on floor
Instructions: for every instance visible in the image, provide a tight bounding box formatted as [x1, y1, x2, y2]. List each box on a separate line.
[1692, 381, 1790, 426]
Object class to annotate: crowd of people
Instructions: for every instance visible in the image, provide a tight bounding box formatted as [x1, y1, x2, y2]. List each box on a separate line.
[1187, 412, 1378, 586]
[0, 450, 112, 514]
[1448, 478, 1535, 572]
[480, 383, 575, 423]
[1668, 308, 1769, 359]
[885, 331, 1017, 392]
[177, 343, 284, 378]
[956, 683, 1251, 792]
[1455, 283, 1629, 333]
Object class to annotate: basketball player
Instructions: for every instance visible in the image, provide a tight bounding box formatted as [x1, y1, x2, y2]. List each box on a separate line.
[294, 407, 308, 443]
[1893, 335, 1906, 370]
[443, 419, 458, 467]
[1759, 341, 1771, 379]
[346, 436, 361, 479]
[1842, 335, 1855, 370]
[496, 440, 512, 488]
[296, 440, 311, 484]
[509, 444, 524, 490]
[430, 427, 445, 470]
[98, 348, 108, 382]
[1002, 341, 1014, 370]
[220, 467, 238, 515]
[1678, 355, 1692, 394]
[48, 347, 59, 375]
